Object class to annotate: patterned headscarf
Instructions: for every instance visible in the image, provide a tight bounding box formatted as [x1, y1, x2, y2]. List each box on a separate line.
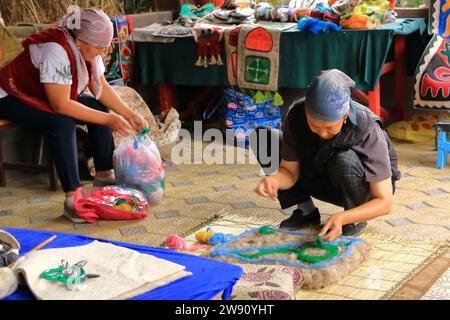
[59, 8, 113, 48]
[58, 8, 113, 99]
[305, 69, 356, 122]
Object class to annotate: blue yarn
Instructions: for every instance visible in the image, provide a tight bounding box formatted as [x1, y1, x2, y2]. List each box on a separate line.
[208, 233, 232, 246]
[210, 227, 363, 269]
[315, 3, 333, 14]
[297, 17, 341, 35]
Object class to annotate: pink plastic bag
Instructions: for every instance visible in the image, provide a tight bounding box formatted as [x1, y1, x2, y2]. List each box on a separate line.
[74, 186, 149, 223]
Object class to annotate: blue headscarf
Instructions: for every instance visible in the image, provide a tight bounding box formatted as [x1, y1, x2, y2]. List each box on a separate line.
[305, 69, 356, 123]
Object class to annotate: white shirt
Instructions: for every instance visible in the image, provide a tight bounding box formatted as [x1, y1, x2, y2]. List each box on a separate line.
[0, 42, 105, 99]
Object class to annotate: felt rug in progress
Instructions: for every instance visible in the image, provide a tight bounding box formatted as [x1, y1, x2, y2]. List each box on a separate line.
[184, 214, 448, 300]
[210, 226, 370, 290]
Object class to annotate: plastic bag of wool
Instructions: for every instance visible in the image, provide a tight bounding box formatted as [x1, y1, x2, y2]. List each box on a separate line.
[208, 226, 370, 290]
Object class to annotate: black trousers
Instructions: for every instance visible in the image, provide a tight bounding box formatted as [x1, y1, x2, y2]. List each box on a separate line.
[250, 126, 394, 211]
[0, 94, 114, 192]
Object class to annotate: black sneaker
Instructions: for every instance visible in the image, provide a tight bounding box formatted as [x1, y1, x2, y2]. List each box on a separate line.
[342, 222, 367, 237]
[279, 208, 321, 230]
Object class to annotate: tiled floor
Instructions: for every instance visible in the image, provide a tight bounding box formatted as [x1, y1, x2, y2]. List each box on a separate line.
[0, 139, 449, 299]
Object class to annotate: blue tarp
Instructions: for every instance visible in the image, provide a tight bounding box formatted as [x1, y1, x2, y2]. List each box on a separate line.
[2, 228, 243, 300]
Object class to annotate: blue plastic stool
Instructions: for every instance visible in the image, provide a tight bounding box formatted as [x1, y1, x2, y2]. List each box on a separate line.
[434, 121, 450, 169]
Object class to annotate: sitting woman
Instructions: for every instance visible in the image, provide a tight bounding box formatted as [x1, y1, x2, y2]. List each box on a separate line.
[253, 69, 401, 241]
[0, 8, 147, 222]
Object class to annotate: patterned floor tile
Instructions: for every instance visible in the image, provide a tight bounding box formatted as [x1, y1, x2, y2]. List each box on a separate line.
[423, 188, 449, 196]
[400, 172, 412, 179]
[231, 201, 256, 209]
[171, 180, 193, 187]
[237, 173, 259, 180]
[0, 191, 12, 197]
[185, 197, 209, 204]
[213, 185, 237, 192]
[29, 215, 57, 224]
[119, 225, 147, 237]
[0, 209, 13, 217]
[439, 177, 450, 183]
[154, 210, 179, 219]
[385, 217, 415, 227]
[73, 222, 100, 230]
[27, 195, 50, 204]
[198, 171, 219, 176]
[405, 202, 433, 211]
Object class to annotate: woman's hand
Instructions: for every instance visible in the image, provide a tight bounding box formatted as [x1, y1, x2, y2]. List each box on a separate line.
[125, 111, 147, 132]
[319, 212, 345, 242]
[255, 176, 279, 201]
[106, 113, 132, 137]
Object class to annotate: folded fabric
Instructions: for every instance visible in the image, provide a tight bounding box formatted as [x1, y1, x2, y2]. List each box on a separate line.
[298, 17, 342, 34]
[331, 0, 361, 15]
[130, 23, 176, 43]
[13, 241, 191, 300]
[180, 3, 215, 17]
[342, 0, 389, 27]
[154, 25, 193, 38]
[340, 13, 371, 29]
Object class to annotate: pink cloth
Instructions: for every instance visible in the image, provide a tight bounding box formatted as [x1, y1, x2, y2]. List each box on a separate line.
[59, 8, 113, 48]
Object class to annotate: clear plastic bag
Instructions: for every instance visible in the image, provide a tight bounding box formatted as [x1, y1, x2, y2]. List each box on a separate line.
[113, 131, 165, 204]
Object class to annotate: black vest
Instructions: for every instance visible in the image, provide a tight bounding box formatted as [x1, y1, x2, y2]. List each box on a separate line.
[288, 99, 401, 181]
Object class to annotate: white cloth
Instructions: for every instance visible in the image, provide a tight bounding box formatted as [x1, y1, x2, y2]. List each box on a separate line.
[13, 241, 191, 300]
[0, 268, 17, 299]
[0, 42, 105, 99]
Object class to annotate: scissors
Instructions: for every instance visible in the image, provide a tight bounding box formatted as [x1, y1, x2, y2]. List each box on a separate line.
[41, 259, 100, 290]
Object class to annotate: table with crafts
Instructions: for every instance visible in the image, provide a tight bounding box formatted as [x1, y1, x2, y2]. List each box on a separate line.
[134, 18, 426, 121]
[2, 228, 243, 300]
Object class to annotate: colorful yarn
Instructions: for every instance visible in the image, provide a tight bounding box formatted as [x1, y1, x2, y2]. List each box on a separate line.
[208, 233, 232, 246]
[194, 228, 233, 246]
[296, 236, 340, 263]
[297, 17, 342, 35]
[195, 228, 215, 244]
[165, 234, 210, 252]
[259, 225, 276, 235]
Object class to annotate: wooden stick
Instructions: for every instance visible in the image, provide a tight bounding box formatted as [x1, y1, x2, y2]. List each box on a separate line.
[29, 235, 57, 253]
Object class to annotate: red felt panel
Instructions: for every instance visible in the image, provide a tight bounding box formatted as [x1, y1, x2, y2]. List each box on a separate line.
[245, 27, 273, 52]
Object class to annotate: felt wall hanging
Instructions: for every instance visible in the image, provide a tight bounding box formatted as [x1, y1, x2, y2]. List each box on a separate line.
[232, 25, 281, 92]
[195, 28, 224, 68]
[238, 25, 281, 91]
[414, 0, 450, 110]
[13, 241, 191, 300]
[224, 26, 241, 86]
[103, 16, 134, 84]
[210, 226, 370, 290]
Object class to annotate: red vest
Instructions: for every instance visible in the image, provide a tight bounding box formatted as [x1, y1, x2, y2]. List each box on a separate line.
[0, 27, 90, 113]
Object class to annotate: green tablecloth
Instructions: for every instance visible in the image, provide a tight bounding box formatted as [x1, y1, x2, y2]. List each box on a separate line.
[134, 18, 426, 91]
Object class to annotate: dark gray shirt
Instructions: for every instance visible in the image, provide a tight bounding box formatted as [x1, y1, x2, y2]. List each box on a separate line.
[281, 114, 392, 183]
